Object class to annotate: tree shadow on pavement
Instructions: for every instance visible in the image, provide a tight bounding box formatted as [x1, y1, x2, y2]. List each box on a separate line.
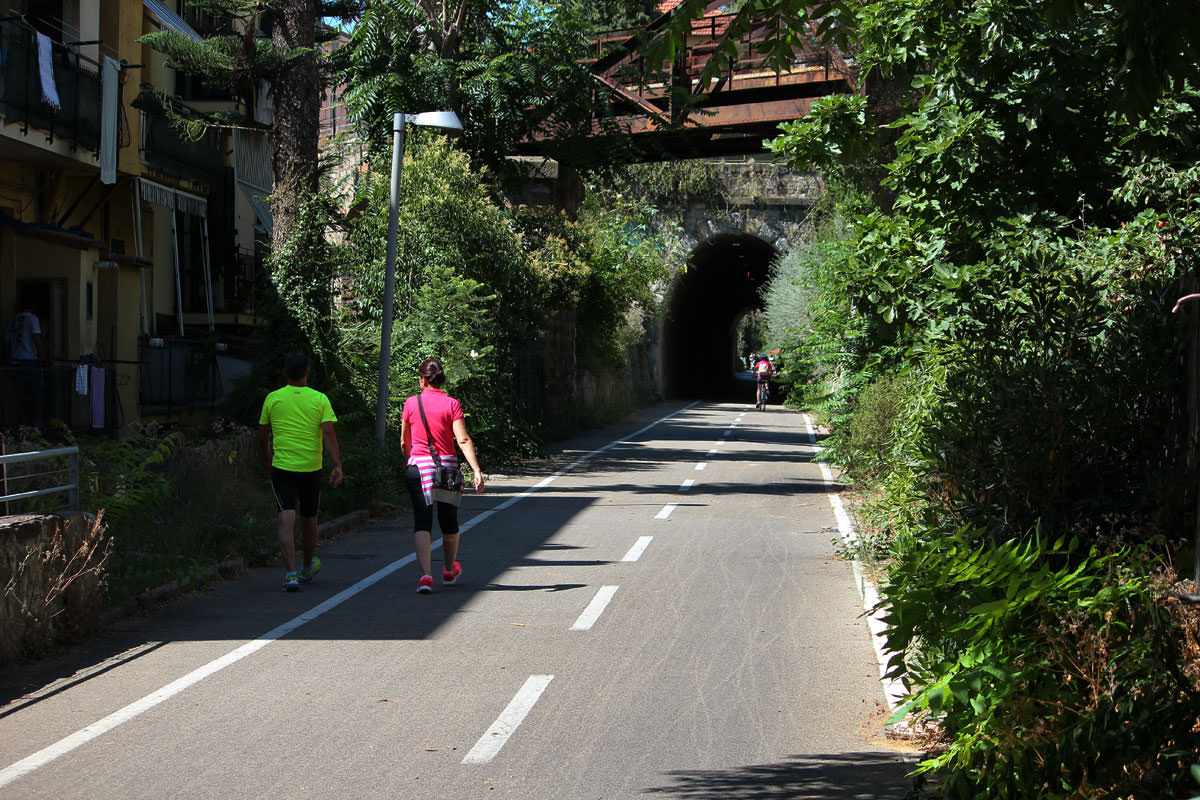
[642, 752, 915, 799]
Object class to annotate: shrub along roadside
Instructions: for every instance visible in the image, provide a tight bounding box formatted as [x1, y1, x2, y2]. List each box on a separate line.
[884, 533, 1199, 799]
[52, 140, 673, 614]
[758, 0, 1200, 790]
[765, 187, 1200, 797]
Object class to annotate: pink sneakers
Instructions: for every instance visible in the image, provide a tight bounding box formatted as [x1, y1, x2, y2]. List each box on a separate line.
[416, 575, 434, 593]
[442, 561, 462, 586]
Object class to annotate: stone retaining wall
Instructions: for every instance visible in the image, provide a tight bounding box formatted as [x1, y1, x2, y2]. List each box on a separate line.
[0, 513, 104, 665]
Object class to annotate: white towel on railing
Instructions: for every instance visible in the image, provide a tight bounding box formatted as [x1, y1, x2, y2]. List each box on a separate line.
[36, 32, 60, 110]
[100, 57, 119, 183]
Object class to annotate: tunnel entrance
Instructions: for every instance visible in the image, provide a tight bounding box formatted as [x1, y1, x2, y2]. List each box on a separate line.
[662, 233, 777, 399]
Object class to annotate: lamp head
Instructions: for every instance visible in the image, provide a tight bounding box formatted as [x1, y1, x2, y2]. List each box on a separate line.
[401, 110, 464, 134]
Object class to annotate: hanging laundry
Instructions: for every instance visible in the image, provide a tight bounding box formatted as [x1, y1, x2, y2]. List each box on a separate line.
[75, 363, 88, 395]
[90, 366, 105, 429]
[36, 32, 60, 110]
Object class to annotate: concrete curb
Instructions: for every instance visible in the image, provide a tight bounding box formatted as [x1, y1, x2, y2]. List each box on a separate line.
[802, 414, 907, 712]
[97, 508, 371, 627]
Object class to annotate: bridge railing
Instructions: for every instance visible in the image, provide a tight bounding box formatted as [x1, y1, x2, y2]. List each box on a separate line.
[588, 13, 836, 91]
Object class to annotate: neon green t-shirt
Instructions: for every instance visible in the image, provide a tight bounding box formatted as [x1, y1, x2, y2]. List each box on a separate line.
[259, 385, 337, 472]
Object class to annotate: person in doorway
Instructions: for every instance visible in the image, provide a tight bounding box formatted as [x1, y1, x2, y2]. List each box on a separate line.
[400, 358, 485, 593]
[5, 298, 44, 428]
[258, 352, 343, 591]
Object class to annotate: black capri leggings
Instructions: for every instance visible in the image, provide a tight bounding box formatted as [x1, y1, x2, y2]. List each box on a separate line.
[405, 465, 460, 534]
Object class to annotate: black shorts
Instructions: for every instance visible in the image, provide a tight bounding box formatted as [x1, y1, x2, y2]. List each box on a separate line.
[271, 468, 322, 517]
[406, 465, 460, 535]
[11, 360, 42, 397]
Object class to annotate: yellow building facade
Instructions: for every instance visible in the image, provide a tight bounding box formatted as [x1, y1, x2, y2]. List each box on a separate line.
[0, 0, 268, 433]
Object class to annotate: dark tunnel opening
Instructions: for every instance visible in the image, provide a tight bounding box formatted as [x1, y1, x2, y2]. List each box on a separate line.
[662, 233, 777, 399]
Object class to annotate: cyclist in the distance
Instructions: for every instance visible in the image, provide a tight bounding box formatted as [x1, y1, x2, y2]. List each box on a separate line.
[754, 353, 773, 409]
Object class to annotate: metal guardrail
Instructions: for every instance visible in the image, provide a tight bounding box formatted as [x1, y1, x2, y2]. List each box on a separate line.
[0, 446, 80, 514]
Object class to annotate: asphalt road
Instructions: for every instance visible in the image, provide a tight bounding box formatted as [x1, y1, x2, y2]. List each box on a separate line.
[0, 401, 913, 799]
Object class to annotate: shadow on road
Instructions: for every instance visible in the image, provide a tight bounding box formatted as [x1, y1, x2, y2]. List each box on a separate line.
[642, 752, 914, 799]
[0, 401, 843, 706]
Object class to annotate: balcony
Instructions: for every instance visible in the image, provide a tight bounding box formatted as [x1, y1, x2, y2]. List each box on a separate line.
[0, 17, 105, 154]
[136, 85, 226, 184]
[139, 337, 224, 415]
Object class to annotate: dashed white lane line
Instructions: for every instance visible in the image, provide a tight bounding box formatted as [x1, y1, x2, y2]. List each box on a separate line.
[695, 463, 707, 471]
[571, 586, 619, 631]
[706, 449, 718, 457]
[0, 402, 703, 788]
[722, 430, 732, 437]
[679, 479, 695, 492]
[655, 503, 678, 520]
[621, 536, 653, 562]
[462, 675, 555, 765]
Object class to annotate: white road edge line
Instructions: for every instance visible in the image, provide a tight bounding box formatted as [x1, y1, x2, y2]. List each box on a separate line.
[0, 552, 417, 790]
[802, 414, 905, 710]
[655, 503, 678, 520]
[462, 675, 555, 765]
[570, 586, 619, 631]
[0, 401, 702, 788]
[621, 536, 653, 562]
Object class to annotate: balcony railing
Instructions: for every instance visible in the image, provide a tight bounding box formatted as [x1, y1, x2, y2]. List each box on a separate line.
[0, 361, 124, 433]
[0, 16, 104, 153]
[139, 338, 224, 414]
[138, 85, 226, 182]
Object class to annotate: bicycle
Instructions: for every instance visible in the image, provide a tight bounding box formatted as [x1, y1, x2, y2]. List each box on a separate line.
[755, 378, 769, 410]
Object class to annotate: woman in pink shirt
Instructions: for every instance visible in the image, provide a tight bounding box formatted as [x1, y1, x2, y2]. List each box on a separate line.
[400, 358, 485, 593]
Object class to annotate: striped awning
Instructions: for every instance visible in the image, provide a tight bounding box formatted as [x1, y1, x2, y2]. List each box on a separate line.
[143, 0, 202, 43]
[139, 178, 207, 217]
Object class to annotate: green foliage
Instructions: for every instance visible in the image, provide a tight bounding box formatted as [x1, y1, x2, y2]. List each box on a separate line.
[769, 95, 872, 179]
[591, 160, 729, 206]
[573, 195, 673, 370]
[754, 0, 1200, 796]
[76, 429, 182, 538]
[335, 0, 608, 176]
[569, 0, 661, 32]
[884, 535, 1200, 799]
[649, 0, 1200, 122]
[840, 373, 914, 483]
[223, 191, 351, 424]
[65, 423, 279, 602]
[326, 137, 670, 461]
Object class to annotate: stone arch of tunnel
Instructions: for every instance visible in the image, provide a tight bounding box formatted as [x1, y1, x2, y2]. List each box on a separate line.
[662, 232, 778, 399]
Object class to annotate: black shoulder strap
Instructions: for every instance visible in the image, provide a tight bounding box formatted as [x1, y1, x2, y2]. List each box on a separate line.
[416, 393, 443, 467]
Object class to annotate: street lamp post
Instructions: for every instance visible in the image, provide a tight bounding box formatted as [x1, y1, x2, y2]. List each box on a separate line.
[375, 111, 464, 443]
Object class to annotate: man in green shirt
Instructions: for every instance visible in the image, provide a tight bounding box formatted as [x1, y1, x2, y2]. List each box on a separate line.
[258, 352, 344, 591]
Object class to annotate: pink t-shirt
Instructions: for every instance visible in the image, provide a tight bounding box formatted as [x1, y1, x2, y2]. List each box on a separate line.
[402, 388, 463, 460]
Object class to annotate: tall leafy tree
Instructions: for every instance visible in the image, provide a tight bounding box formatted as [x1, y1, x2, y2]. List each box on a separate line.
[570, 0, 661, 32]
[140, 1, 361, 381]
[141, 1, 360, 260]
[334, 0, 628, 176]
[647, 0, 1200, 121]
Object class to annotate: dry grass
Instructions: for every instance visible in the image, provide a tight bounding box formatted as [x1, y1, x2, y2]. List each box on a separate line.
[1, 513, 109, 663]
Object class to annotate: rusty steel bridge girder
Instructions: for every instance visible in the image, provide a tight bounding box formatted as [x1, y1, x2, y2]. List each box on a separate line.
[518, 3, 855, 161]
